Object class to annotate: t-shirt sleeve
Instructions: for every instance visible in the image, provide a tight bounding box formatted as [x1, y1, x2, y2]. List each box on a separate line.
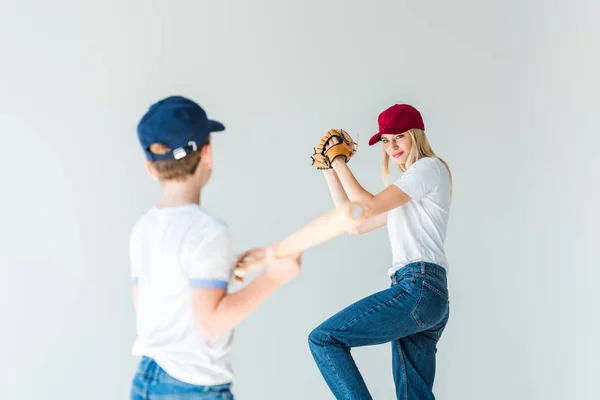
[180, 225, 235, 290]
[393, 158, 440, 202]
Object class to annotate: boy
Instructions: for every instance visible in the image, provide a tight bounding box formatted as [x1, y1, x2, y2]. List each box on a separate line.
[129, 95, 301, 399]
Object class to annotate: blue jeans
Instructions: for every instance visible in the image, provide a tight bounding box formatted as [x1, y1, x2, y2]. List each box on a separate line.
[308, 262, 450, 400]
[130, 356, 234, 399]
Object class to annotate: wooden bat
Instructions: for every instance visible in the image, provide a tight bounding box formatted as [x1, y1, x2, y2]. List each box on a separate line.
[234, 201, 366, 279]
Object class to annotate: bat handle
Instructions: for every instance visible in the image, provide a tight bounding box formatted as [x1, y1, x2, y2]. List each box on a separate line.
[233, 245, 299, 279]
[232, 201, 365, 279]
[234, 253, 267, 279]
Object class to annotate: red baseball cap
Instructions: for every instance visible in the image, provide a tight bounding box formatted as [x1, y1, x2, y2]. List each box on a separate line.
[368, 104, 424, 146]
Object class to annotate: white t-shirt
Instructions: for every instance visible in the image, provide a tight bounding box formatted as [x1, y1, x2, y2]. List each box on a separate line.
[387, 157, 452, 277]
[129, 204, 235, 386]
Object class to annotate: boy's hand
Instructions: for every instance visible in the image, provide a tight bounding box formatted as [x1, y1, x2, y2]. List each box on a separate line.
[234, 247, 265, 282]
[263, 245, 302, 286]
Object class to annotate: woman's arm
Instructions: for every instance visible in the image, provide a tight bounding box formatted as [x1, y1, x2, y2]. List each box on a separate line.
[323, 168, 387, 235]
[323, 169, 350, 207]
[347, 212, 388, 236]
[332, 158, 411, 219]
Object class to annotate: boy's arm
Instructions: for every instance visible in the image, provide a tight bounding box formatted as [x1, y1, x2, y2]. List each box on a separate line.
[191, 271, 282, 340]
[184, 226, 300, 340]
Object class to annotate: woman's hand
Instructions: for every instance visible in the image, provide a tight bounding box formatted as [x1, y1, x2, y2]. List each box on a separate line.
[263, 244, 302, 286]
[324, 135, 340, 151]
[323, 135, 343, 173]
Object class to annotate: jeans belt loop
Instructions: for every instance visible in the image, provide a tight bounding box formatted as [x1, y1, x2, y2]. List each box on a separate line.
[153, 360, 161, 384]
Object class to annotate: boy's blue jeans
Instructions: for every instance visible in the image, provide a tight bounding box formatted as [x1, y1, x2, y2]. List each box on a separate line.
[308, 262, 450, 400]
[130, 356, 234, 399]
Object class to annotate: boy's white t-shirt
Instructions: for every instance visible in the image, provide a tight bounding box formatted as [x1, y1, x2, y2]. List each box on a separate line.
[129, 204, 235, 386]
[387, 157, 452, 277]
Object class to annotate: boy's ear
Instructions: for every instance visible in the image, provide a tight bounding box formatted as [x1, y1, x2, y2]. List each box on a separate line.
[200, 143, 212, 167]
[144, 159, 159, 181]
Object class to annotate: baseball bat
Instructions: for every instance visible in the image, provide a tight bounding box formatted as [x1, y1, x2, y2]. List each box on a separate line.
[233, 201, 366, 279]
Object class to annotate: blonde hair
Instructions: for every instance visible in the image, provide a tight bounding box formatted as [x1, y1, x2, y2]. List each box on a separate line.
[147, 138, 209, 181]
[381, 128, 453, 198]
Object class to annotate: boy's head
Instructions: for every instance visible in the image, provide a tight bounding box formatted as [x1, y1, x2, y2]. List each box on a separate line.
[137, 96, 225, 185]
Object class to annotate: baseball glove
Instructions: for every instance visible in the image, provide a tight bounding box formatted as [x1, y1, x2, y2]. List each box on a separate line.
[311, 129, 357, 170]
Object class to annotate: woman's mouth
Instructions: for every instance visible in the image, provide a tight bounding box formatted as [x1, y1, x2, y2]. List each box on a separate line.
[392, 151, 404, 158]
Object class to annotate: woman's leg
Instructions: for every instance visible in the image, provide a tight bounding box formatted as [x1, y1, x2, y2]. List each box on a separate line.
[391, 314, 448, 400]
[391, 267, 450, 400]
[308, 265, 449, 400]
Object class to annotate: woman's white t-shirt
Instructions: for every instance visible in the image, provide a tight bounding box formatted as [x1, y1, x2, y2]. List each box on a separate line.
[387, 157, 452, 277]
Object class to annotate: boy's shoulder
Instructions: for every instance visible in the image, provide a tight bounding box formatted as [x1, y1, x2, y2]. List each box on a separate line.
[181, 206, 231, 246]
[129, 207, 155, 239]
[185, 205, 228, 229]
[129, 205, 229, 238]
[180, 208, 234, 267]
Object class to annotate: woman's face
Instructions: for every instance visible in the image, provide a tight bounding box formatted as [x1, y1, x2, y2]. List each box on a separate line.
[381, 132, 412, 165]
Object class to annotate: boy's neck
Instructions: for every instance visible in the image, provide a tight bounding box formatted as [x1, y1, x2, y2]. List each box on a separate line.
[158, 180, 202, 208]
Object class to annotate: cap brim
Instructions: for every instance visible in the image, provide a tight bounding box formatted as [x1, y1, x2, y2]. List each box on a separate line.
[368, 133, 381, 146]
[369, 127, 415, 146]
[209, 120, 225, 132]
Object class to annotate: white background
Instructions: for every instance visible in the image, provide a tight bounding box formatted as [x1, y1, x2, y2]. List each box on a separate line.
[1, 1, 598, 399]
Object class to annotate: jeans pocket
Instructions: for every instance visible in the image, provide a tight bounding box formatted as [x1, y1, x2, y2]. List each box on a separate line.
[435, 310, 450, 340]
[411, 280, 449, 329]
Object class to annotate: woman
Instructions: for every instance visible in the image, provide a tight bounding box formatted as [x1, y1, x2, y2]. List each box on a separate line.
[308, 104, 453, 400]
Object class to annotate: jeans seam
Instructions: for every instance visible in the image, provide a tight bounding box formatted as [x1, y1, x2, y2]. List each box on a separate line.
[396, 340, 408, 400]
[323, 345, 351, 399]
[152, 360, 160, 385]
[143, 358, 152, 397]
[336, 289, 410, 332]
[422, 280, 448, 299]
[411, 281, 427, 328]
[436, 311, 449, 340]
[414, 273, 447, 289]
[411, 281, 449, 329]
[130, 384, 145, 398]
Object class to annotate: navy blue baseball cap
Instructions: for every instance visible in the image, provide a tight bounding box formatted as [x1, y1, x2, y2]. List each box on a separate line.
[137, 95, 225, 161]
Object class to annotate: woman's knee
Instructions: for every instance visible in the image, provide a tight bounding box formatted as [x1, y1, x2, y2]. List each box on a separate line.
[308, 325, 337, 349]
[308, 326, 325, 348]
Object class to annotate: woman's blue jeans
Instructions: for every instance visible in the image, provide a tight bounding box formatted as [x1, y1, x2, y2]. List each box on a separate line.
[308, 262, 450, 400]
